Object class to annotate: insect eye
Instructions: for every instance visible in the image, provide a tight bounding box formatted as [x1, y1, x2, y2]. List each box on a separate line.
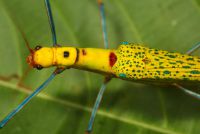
[36, 65, 43, 70]
[64, 51, 69, 57]
[35, 45, 42, 50]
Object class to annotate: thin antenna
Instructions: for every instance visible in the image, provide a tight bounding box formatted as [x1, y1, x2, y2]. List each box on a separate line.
[2, 7, 33, 53]
[19, 28, 34, 54]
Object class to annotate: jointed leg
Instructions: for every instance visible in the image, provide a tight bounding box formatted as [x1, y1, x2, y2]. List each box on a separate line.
[98, 0, 109, 49]
[85, 1, 112, 133]
[86, 77, 111, 134]
[0, 68, 64, 128]
[173, 83, 200, 100]
[186, 42, 200, 55]
[45, 0, 57, 46]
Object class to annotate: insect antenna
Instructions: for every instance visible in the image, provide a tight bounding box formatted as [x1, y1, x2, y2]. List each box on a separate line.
[20, 29, 34, 54]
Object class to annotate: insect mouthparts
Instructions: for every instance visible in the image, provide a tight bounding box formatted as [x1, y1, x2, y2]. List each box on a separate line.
[26, 54, 34, 67]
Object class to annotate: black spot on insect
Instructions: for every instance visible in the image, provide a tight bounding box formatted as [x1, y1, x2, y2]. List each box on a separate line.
[35, 45, 42, 50]
[154, 51, 159, 54]
[64, 51, 70, 57]
[182, 75, 186, 77]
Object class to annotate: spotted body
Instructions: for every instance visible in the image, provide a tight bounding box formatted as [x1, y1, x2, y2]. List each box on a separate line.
[112, 44, 200, 82]
[28, 43, 200, 82]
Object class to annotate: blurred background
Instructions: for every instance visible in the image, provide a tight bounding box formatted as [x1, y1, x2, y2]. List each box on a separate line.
[0, 0, 200, 134]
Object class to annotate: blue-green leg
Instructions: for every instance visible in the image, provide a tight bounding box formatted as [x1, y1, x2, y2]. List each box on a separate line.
[98, 0, 109, 49]
[0, 68, 64, 128]
[85, 1, 112, 133]
[85, 0, 112, 133]
[45, 0, 57, 46]
[186, 42, 200, 55]
[173, 83, 200, 100]
[86, 78, 111, 134]
[173, 42, 200, 99]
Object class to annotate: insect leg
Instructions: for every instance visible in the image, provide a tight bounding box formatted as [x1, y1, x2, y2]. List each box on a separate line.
[98, 0, 109, 49]
[44, 0, 57, 46]
[86, 77, 111, 134]
[86, 1, 111, 133]
[173, 83, 200, 100]
[186, 42, 200, 55]
[0, 68, 64, 128]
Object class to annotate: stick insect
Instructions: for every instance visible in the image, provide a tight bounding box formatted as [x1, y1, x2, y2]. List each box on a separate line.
[0, 0, 200, 133]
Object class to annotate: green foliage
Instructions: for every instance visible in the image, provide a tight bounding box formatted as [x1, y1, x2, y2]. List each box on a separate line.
[0, 0, 200, 134]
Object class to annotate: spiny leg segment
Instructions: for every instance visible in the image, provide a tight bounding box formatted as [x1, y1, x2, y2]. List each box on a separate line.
[174, 42, 200, 99]
[86, 0, 111, 133]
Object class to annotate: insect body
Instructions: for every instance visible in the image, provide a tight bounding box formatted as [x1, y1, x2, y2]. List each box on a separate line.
[27, 44, 200, 82]
[113, 44, 200, 82]
[1, 0, 200, 133]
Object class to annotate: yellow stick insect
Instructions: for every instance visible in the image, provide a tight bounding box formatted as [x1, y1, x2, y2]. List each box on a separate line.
[0, 0, 200, 133]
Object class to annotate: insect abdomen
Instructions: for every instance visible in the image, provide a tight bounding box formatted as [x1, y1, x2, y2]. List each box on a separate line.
[144, 48, 200, 81]
[112, 44, 200, 82]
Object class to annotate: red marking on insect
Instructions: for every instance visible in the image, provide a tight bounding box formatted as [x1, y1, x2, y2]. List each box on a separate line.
[109, 52, 117, 67]
[26, 52, 36, 67]
[142, 57, 151, 64]
[82, 49, 87, 55]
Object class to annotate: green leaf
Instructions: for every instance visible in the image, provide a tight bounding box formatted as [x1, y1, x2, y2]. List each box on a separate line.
[0, 0, 200, 134]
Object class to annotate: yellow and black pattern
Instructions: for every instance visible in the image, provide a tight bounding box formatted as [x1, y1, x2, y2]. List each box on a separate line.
[112, 43, 200, 82]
